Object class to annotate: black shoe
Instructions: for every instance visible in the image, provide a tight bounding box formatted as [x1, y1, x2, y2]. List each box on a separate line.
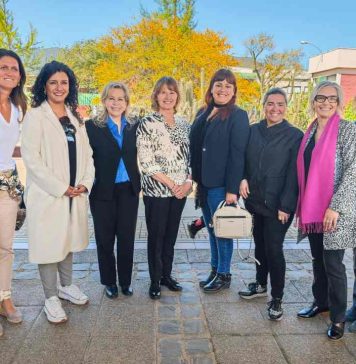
[105, 284, 118, 299]
[268, 298, 283, 321]
[149, 282, 161, 300]
[327, 322, 344, 340]
[121, 286, 133, 296]
[199, 268, 217, 288]
[187, 218, 205, 239]
[297, 303, 329, 318]
[160, 276, 183, 292]
[238, 281, 268, 300]
[203, 273, 231, 293]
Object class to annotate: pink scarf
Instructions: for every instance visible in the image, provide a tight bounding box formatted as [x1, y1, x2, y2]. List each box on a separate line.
[296, 113, 340, 233]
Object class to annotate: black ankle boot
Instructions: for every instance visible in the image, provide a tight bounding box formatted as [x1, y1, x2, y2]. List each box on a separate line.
[199, 267, 217, 288]
[203, 273, 231, 293]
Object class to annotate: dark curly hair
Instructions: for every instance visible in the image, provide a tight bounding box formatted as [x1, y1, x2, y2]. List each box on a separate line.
[31, 61, 81, 122]
[0, 48, 27, 117]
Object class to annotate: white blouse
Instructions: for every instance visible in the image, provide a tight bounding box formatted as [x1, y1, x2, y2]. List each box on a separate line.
[0, 103, 20, 171]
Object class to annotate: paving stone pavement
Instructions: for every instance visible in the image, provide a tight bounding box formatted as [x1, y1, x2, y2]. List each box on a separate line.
[1, 248, 356, 364]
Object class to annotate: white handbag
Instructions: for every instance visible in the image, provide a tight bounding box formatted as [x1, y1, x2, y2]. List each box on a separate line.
[213, 201, 253, 239]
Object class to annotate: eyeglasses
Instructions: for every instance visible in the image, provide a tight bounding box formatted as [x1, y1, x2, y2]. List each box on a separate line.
[314, 95, 339, 104]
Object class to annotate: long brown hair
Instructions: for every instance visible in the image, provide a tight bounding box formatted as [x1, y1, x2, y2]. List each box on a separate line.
[204, 68, 237, 120]
[0, 49, 27, 118]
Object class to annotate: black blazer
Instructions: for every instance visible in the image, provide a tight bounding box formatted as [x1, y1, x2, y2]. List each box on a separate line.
[196, 106, 250, 194]
[244, 119, 303, 215]
[85, 119, 141, 200]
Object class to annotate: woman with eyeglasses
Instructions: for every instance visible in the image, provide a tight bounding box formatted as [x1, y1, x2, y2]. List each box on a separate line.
[296, 81, 356, 340]
[21, 61, 94, 324]
[0, 49, 27, 337]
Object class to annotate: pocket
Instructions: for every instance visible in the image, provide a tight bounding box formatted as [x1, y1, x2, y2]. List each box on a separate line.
[264, 176, 285, 208]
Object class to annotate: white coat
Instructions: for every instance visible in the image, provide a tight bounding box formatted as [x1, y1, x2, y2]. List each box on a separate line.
[21, 101, 95, 264]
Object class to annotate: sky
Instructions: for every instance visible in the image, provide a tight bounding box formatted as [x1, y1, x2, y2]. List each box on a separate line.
[8, 0, 356, 63]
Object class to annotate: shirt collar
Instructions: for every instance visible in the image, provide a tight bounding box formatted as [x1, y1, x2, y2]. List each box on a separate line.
[107, 116, 127, 131]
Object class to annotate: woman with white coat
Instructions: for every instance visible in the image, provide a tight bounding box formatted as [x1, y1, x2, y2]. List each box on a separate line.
[21, 61, 94, 324]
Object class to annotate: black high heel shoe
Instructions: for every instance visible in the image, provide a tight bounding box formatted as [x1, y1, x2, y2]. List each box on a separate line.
[327, 322, 345, 340]
[149, 282, 161, 300]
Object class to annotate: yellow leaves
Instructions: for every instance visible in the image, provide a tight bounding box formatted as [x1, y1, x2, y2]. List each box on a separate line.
[93, 17, 236, 106]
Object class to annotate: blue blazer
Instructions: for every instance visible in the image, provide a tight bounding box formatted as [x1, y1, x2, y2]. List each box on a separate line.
[199, 106, 250, 194]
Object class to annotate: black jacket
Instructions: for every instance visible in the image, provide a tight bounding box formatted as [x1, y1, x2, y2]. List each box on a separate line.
[85, 119, 141, 200]
[244, 119, 303, 215]
[191, 106, 250, 194]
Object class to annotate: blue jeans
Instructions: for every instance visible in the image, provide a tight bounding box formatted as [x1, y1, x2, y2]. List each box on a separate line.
[201, 187, 233, 274]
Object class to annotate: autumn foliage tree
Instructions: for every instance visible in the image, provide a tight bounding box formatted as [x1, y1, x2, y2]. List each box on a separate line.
[95, 17, 236, 109]
[244, 33, 302, 120]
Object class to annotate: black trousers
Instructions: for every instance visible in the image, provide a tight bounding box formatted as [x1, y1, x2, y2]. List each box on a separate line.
[143, 195, 186, 283]
[90, 182, 139, 287]
[308, 233, 347, 323]
[253, 213, 292, 299]
[324, 249, 347, 323]
[308, 233, 328, 308]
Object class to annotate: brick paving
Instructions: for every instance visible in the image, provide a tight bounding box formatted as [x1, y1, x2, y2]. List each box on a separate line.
[2, 247, 356, 364]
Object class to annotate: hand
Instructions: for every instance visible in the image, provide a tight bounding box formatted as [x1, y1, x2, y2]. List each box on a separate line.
[323, 208, 339, 232]
[239, 179, 250, 199]
[278, 210, 290, 224]
[64, 186, 76, 197]
[173, 182, 192, 199]
[225, 192, 238, 205]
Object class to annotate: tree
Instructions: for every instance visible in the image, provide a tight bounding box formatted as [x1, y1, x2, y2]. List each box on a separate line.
[58, 40, 102, 92]
[0, 0, 38, 70]
[344, 99, 356, 121]
[244, 33, 302, 120]
[95, 17, 236, 110]
[142, 0, 196, 32]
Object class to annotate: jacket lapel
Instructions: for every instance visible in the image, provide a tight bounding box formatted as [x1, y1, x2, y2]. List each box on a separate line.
[102, 125, 121, 151]
[204, 117, 220, 141]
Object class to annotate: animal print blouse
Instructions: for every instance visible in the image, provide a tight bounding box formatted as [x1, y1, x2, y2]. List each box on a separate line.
[136, 112, 190, 198]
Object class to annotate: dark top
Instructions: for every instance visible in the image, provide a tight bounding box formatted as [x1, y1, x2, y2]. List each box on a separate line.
[304, 132, 316, 181]
[190, 105, 250, 194]
[244, 119, 303, 216]
[59, 116, 76, 186]
[85, 119, 141, 200]
[106, 116, 130, 183]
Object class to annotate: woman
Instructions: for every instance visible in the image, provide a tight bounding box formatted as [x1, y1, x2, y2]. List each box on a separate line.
[0, 49, 27, 335]
[137, 76, 191, 299]
[21, 61, 94, 324]
[296, 81, 356, 340]
[86, 82, 140, 299]
[190, 68, 250, 293]
[238, 88, 303, 320]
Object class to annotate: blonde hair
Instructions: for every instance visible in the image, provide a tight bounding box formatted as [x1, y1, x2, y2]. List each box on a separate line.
[309, 81, 344, 116]
[94, 82, 130, 127]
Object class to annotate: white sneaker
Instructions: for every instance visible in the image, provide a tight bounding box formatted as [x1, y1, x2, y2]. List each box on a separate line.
[58, 284, 89, 305]
[44, 296, 67, 324]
